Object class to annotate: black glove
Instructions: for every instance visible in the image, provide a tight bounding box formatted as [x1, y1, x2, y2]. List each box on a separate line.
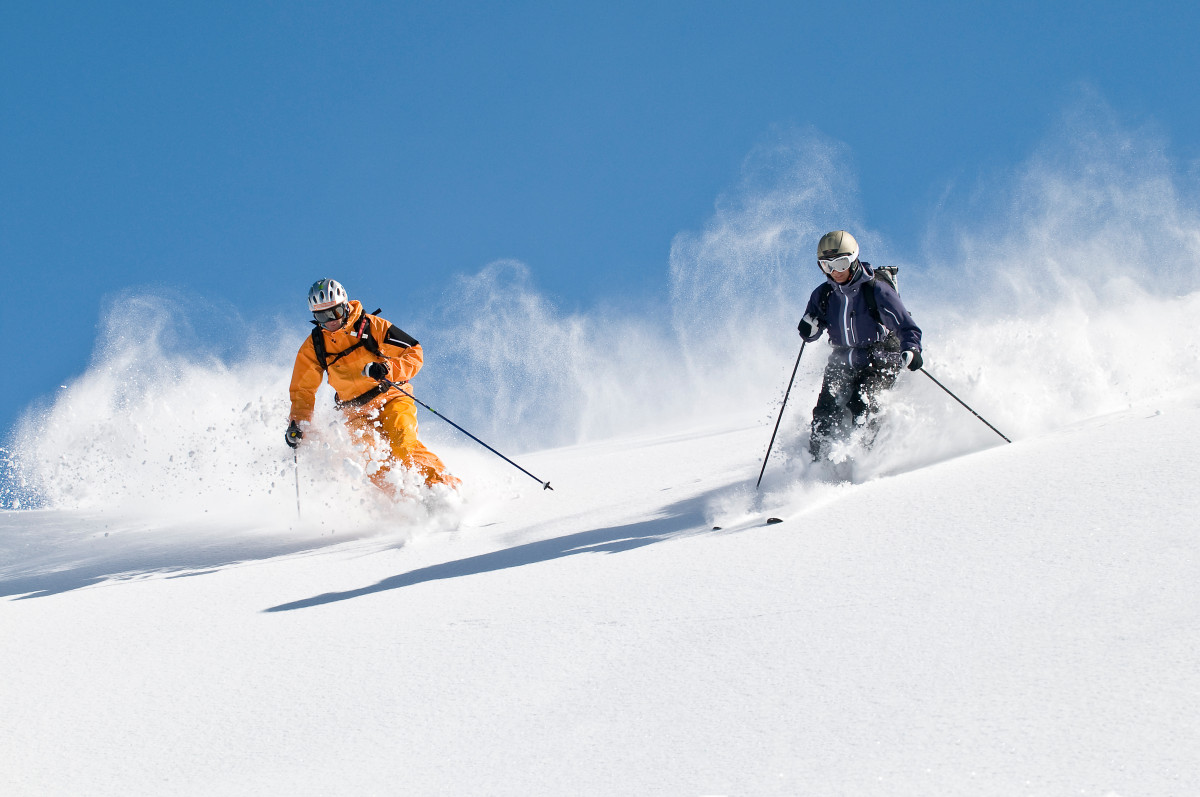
[798, 314, 820, 339]
[901, 349, 923, 371]
[284, 420, 304, 449]
[362, 362, 388, 381]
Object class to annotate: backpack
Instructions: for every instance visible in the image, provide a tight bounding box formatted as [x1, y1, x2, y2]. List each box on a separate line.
[310, 308, 421, 372]
[817, 261, 900, 328]
[310, 309, 422, 409]
[310, 308, 383, 371]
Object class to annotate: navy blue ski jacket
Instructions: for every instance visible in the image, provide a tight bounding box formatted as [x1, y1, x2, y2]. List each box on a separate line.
[800, 264, 922, 369]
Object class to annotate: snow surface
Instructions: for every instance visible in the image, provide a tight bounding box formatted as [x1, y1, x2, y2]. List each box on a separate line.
[3, 389, 1199, 795]
[5, 122, 1200, 794]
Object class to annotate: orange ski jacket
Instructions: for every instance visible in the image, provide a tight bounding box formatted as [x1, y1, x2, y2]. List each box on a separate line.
[288, 300, 424, 422]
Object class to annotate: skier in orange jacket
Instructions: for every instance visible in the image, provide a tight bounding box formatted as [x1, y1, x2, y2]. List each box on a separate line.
[284, 278, 460, 492]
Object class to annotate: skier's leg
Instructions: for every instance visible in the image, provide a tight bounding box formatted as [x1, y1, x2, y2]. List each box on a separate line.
[342, 406, 400, 495]
[809, 358, 853, 460]
[378, 398, 461, 489]
[847, 346, 902, 445]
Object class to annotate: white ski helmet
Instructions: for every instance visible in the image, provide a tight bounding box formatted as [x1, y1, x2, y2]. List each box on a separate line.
[307, 278, 348, 311]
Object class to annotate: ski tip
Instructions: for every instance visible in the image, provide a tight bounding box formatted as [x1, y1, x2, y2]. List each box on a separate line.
[765, 517, 784, 525]
[712, 526, 722, 531]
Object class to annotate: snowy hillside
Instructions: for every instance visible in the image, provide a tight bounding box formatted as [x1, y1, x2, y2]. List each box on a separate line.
[5, 119, 1200, 795]
[3, 384, 1198, 795]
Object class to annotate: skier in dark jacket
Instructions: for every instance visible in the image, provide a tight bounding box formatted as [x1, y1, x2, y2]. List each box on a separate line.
[798, 230, 923, 460]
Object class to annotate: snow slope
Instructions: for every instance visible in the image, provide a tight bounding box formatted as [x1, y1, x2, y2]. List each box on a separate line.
[5, 115, 1200, 795]
[3, 388, 1198, 796]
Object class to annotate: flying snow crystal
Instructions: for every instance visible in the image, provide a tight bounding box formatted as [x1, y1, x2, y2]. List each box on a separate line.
[6, 105, 1200, 513]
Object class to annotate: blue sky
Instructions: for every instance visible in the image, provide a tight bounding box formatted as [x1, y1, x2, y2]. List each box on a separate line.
[3, 0, 1199, 440]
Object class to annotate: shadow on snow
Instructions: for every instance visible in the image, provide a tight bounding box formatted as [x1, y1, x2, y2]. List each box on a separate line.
[264, 495, 712, 613]
[0, 518, 365, 600]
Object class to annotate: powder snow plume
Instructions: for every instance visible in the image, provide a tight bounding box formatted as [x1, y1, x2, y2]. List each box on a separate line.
[3, 295, 464, 538]
[5, 97, 1200, 512]
[427, 104, 1200, 465]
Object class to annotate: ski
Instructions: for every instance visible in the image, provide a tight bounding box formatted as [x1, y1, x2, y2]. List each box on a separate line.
[711, 516, 784, 531]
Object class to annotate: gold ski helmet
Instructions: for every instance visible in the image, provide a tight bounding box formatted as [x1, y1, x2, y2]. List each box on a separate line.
[817, 230, 859, 260]
[817, 231, 860, 276]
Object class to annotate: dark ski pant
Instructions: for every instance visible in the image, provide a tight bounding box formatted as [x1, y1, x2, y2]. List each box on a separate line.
[809, 343, 902, 460]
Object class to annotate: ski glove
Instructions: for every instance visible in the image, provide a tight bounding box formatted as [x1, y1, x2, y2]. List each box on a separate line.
[362, 362, 388, 381]
[798, 314, 821, 338]
[901, 349, 923, 371]
[284, 420, 304, 449]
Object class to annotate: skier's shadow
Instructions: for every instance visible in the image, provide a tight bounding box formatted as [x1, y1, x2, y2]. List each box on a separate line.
[0, 522, 362, 600]
[264, 496, 711, 613]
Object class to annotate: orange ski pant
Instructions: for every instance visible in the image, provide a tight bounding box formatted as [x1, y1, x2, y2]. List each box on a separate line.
[344, 397, 459, 490]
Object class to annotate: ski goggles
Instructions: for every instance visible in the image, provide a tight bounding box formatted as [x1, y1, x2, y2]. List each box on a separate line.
[312, 302, 349, 325]
[818, 254, 856, 275]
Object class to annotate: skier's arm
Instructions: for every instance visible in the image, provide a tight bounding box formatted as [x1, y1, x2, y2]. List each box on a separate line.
[798, 288, 827, 342]
[873, 283, 922, 352]
[288, 337, 325, 422]
[387, 343, 424, 383]
[369, 316, 424, 382]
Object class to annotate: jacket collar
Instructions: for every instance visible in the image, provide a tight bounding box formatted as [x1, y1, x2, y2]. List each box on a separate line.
[828, 261, 871, 292]
[344, 300, 364, 330]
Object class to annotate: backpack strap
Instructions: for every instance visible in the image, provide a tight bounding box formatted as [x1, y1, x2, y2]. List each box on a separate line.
[310, 308, 419, 372]
[310, 308, 382, 372]
[816, 283, 834, 318]
[310, 325, 329, 371]
[356, 311, 379, 356]
[861, 265, 901, 328]
[312, 333, 367, 371]
[820, 263, 898, 332]
[861, 276, 884, 327]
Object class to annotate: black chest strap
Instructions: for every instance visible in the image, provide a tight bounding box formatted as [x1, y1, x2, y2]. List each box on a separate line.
[818, 259, 888, 323]
[819, 277, 884, 327]
[817, 283, 834, 318]
[861, 276, 883, 326]
[311, 309, 384, 371]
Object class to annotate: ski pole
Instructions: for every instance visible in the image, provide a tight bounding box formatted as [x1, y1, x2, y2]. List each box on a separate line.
[378, 378, 553, 490]
[919, 367, 1011, 443]
[293, 448, 302, 518]
[756, 341, 806, 489]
